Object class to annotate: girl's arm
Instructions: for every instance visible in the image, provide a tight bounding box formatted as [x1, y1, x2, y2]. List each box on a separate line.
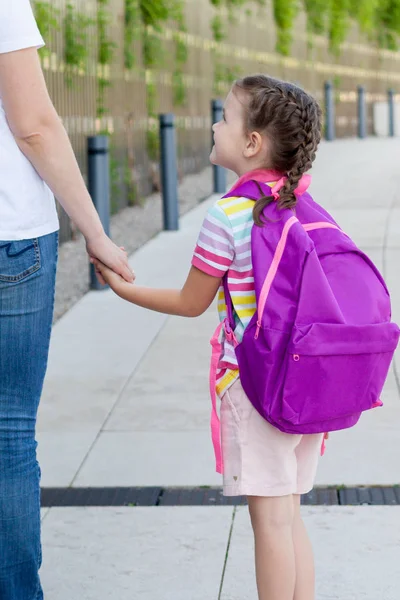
[92, 260, 222, 318]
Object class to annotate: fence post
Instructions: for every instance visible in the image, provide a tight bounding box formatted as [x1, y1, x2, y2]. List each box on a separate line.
[88, 135, 110, 291]
[357, 85, 367, 139]
[159, 113, 179, 231]
[388, 89, 395, 137]
[211, 99, 227, 193]
[324, 81, 335, 141]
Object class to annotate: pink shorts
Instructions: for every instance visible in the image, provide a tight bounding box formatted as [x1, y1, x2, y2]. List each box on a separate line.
[221, 380, 323, 497]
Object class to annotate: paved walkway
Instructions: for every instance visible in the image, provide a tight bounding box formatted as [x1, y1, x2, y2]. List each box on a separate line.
[38, 138, 400, 599]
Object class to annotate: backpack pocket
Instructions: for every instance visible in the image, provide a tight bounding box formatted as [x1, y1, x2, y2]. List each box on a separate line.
[281, 322, 400, 427]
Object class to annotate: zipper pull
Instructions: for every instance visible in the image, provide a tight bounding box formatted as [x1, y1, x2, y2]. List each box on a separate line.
[254, 321, 261, 340]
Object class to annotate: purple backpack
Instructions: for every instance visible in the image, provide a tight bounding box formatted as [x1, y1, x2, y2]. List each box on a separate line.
[216, 179, 399, 441]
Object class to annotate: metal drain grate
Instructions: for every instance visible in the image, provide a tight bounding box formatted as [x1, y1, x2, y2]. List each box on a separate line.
[40, 486, 400, 507]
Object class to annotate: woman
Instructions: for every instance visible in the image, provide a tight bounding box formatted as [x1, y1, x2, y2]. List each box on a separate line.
[0, 1, 133, 598]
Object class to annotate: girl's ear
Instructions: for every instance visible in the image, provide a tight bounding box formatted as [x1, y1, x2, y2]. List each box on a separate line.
[243, 130, 263, 158]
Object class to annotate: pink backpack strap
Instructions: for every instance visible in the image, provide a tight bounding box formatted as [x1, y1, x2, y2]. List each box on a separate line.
[255, 216, 299, 339]
[210, 321, 224, 474]
[209, 276, 239, 474]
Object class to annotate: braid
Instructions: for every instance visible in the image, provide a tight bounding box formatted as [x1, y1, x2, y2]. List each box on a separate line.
[233, 75, 322, 223]
[278, 100, 321, 210]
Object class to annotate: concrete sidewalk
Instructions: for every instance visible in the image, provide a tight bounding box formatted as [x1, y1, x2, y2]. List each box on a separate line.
[38, 138, 400, 599]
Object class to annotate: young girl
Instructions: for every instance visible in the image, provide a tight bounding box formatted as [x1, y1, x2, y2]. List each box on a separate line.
[93, 74, 324, 600]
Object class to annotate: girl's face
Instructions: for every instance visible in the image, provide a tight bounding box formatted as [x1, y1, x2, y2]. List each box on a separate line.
[210, 89, 249, 176]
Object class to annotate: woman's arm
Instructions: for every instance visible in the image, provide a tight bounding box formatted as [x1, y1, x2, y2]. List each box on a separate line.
[0, 47, 133, 282]
[92, 260, 222, 318]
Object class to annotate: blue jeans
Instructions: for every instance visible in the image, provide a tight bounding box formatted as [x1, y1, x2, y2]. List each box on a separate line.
[0, 232, 58, 600]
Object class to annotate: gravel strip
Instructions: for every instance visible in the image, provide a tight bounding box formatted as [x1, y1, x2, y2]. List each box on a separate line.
[54, 166, 235, 322]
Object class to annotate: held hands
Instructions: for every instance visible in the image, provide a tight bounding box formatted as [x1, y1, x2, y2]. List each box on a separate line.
[90, 256, 133, 292]
[86, 232, 134, 286]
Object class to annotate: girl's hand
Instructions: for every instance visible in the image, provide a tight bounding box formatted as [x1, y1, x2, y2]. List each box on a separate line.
[91, 257, 132, 292]
[86, 233, 134, 284]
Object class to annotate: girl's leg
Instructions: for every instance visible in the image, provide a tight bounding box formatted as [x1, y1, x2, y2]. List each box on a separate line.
[248, 494, 296, 600]
[292, 494, 315, 600]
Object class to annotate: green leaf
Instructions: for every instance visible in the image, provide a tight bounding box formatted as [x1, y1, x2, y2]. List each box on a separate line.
[272, 0, 298, 55]
[329, 0, 350, 55]
[304, 0, 328, 34]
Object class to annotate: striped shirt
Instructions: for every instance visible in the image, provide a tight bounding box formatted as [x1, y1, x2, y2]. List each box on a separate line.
[192, 169, 283, 397]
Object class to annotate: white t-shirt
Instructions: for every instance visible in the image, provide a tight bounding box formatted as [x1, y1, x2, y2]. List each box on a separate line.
[0, 0, 59, 240]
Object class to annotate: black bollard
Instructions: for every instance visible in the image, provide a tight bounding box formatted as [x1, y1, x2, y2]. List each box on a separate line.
[388, 89, 395, 137]
[211, 99, 227, 194]
[357, 85, 367, 139]
[88, 135, 110, 291]
[159, 114, 179, 231]
[324, 81, 335, 141]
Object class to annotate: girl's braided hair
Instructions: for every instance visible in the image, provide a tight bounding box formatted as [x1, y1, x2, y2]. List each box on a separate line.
[233, 75, 322, 226]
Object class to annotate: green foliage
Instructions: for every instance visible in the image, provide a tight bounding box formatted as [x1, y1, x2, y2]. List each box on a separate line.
[97, 0, 116, 117]
[139, 0, 189, 133]
[139, 0, 174, 71]
[145, 80, 160, 160]
[124, 161, 139, 206]
[348, 0, 379, 35]
[211, 15, 226, 41]
[175, 34, 188, 63]
[34, 0, 400, 103]
[139, 1, 172, 159]
[139, 0, 170, 27]
[143, 28, 163, 67]
[329, 0, 350, 55]
[304, 0, 328, 35]
[97, 0, 116, 66]
[209, 0, 248, 93]
[172, 70, 187, 105]
[109, 143, 120, 214]
[64, 4, 93, 84]
[332, 74, 342, 104]
[303, 0, 400, 54]
[376, 0, 400, 49]
[146, 82, 157, 115]
[34, 1, 60, 56]
[124, 0, 140, 69]
[226, 0, 247, 7]
[304, 0, 400, 53]
[108, 134, 140, 210]
[169, 0, 186, 24]
[307, 0, 400, 52]
[172, 3, 189, 108]
[146, 126, 160, 162]
[273, 0, 298, 56]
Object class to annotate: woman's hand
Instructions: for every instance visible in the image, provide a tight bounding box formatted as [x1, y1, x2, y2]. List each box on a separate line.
[90, 256, 131, 293]
[86, 233, 134, 285]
